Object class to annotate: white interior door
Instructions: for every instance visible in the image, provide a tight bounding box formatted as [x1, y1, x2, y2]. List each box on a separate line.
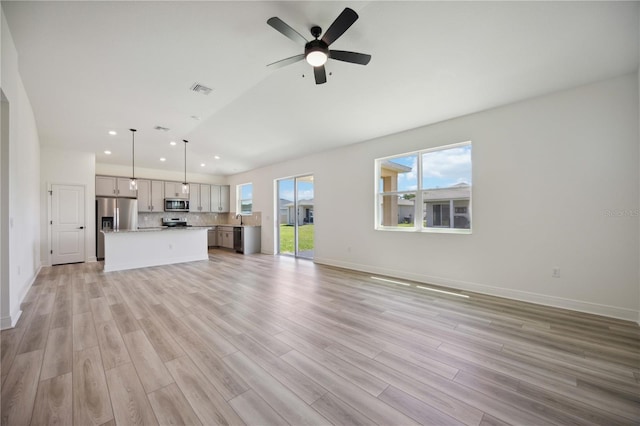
[51, 184, 85, 265]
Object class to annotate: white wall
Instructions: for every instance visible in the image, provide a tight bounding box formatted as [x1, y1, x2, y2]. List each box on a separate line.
[228, 73, 640, 322]
[95, 163, 226, 185]
[40, 147, 96, 266]
[1, 9, 41, 329]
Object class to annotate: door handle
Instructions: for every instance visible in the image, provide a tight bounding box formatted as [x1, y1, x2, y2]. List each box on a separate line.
[78, 226, 84, 229]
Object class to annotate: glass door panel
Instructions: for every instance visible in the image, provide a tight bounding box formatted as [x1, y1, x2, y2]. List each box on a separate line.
[277, 178, 295, 256]
[296, 175, 314, 259]
[276, 175, 314, 259]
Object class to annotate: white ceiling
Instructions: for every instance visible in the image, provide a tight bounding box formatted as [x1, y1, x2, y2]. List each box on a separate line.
[3, 1, 638, 176]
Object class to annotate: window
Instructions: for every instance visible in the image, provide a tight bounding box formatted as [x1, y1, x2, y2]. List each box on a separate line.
[237, 183, 253, 215]
[376, 142, 472, 233]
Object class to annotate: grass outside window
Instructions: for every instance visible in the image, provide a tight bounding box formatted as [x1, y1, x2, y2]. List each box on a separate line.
[279, 224, 314, 253]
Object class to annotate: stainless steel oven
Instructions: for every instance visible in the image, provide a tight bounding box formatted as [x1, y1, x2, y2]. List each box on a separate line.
[164, 198, 189, 212]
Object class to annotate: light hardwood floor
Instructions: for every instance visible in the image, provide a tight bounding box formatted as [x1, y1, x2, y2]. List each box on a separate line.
[2, 249, 639, 425]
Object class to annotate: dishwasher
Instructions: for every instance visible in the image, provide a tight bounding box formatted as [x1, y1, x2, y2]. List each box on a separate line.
[233, 227, 243, 253]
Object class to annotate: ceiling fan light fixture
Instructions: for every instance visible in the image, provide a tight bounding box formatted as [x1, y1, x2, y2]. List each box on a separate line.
[306, 49, 328, 67]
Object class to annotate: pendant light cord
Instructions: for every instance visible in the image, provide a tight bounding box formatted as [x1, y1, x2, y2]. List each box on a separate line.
[130, 128, 137, 180]
[183, 140, 188, 184]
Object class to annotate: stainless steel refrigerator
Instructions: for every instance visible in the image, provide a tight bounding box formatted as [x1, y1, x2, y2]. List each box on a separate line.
[96, 197, 138, 260]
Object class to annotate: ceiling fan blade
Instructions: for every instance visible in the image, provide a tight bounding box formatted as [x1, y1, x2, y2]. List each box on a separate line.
[267, 54, 305, 68]
[314, 65, 327, 85]
[267, 17, 308, 45]
[321, 7, 358, 46]
[330, 50, 371, 65]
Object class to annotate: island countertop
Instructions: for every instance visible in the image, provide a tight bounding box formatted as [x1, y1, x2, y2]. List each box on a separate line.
[102, 226, 212, 234]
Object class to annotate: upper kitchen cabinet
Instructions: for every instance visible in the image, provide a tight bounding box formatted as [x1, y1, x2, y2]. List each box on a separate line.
[164, 181, 189, 199]
[96, 176, 116, 196]
[137, 180, 164, 212]
[189, 184, 211, 212]
[96, 176, 137, 198]
[211, 185, 230, 213]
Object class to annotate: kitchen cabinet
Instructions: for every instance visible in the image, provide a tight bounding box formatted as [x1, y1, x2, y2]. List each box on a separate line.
[96, 176, 137, 197]
[96, 176, 116, 196]
[217, 226, 234, 249]
[164, 181, 189, 199]
[189, 184, 211, 212]
[207, 229, 217, 247]
[137, 179, 164, 212]
[211, 185, 230, 213]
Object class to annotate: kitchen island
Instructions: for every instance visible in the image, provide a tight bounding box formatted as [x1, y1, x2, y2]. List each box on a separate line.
[101, 227, 210, 272]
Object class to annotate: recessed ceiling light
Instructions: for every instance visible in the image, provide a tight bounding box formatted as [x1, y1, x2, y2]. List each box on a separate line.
[169, 141, 176, 146]
[200, 163, 205, 167]
[104, 150, 112, 155]
[160, 157, 166, 162]
[108, 131, 117, 136]
[214, 155, 220, 160]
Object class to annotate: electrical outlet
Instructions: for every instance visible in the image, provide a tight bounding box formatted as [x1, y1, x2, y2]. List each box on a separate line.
[552, 267, 560, 278]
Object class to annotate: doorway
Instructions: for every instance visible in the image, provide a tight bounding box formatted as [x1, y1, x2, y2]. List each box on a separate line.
[51, 184, 86, 265]
[277, 175, 314, 259]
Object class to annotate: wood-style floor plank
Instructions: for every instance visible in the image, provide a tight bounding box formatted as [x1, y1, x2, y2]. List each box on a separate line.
[73, 346, 113, 426]
[40, 326, 72, 380]
[138, 317, 185, 362]
[165, 355, 246, 426]
[105, 363, 158, 426]
[281, 350, 420, 426]
[31, 373, 72, 426]
[224, 351, 332, 426]
[311, 391, 377, 426]
[1, 350, 43, 426]
[95, 320, 131, 370]
[73, 311, 98, 352]
[0, 250, 638, 426]
[147, 383, 202, 426]
[121, 329, 174, 393]
[228, 390, 287, 426]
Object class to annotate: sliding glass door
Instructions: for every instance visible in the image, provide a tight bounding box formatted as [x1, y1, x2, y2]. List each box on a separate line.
[277, 175, 314, 259]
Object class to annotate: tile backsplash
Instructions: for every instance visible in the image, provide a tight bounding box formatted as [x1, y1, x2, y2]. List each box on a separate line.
[138, 211, 262, 228]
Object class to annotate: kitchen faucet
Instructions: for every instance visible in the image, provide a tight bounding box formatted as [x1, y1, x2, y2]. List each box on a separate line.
[236, 213, 243, 225]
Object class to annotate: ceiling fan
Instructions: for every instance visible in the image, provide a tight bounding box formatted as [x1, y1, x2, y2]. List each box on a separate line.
[267, 7, 372, 85]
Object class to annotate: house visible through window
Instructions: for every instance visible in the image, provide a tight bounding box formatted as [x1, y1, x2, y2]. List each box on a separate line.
[238, 183, 253, 215]
[375, 142, 472, 233]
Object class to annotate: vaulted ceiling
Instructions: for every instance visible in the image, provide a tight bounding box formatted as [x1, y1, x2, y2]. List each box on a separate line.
[3, 1, 638, 176]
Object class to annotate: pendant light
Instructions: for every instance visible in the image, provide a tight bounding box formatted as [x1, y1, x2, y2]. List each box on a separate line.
[182, 139, 189, 194]
[129, 128, 137, 191]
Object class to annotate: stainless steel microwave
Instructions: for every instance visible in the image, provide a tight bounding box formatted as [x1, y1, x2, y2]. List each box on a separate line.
[164, 198, 190, 212]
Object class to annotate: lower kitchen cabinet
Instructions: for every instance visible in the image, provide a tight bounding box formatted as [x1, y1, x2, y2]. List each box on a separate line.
[207, 229, 217, 247]
[212, 226, 260, 253]
[217, 227, 234, 249]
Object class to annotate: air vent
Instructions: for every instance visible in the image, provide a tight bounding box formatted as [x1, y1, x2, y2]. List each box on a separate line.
[154, 126, 170, 132]
[190, 83, 213, 95]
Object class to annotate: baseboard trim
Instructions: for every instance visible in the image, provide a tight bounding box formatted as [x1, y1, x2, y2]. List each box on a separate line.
[313, 257, 639, 323]
[0, 309, 22, 330]
[0, 264, 41, 330]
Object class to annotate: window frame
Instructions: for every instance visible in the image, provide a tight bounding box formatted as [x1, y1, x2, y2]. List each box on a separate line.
[374, 141, 472, 234]
[237, 182, 253, 215]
